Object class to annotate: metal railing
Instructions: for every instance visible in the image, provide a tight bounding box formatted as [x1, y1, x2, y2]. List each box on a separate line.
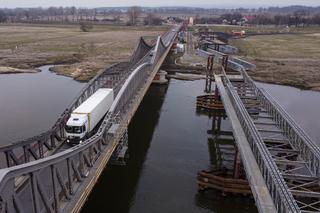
[241, 69, 320, 177]
[220, 55, 320, 212]
[198, 38, 320, 212]
[221, 67, 300, 212]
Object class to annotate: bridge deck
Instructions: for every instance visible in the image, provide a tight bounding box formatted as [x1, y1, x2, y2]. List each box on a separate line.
[215, 75, 276, 212]
[219, 69, 320, 212]
[198, 42, 320, 212]
[0, 25, 180, 213]
[69, 32, 175, 212]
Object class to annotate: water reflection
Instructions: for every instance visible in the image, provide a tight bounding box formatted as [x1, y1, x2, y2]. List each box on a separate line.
[196, 108, 257, 213]
[82, 79, 257, 213]
[82, 84, 168, 213]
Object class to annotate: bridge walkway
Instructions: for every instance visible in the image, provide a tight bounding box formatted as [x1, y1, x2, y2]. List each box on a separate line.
[217, 67, 320, 212]
[215, 75, 276, 212]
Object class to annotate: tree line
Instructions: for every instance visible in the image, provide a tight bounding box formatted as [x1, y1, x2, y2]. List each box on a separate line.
[194, 11, 320, 26]
[0, 6, 164, 26]
[1, 6, 320, 27]
[0, 7, 118, 23]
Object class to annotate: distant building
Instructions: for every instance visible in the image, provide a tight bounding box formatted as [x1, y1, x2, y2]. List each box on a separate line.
[243, 15, 256, 23]
[189, 17, 194, 25]
[222, 19, 228, 25]
[232, 30, 246, 36]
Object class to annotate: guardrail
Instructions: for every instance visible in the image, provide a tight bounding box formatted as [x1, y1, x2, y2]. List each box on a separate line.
[0, 26, 179, 213]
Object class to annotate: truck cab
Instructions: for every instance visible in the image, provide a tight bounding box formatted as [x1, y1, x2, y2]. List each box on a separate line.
[65, 114, 88, 144]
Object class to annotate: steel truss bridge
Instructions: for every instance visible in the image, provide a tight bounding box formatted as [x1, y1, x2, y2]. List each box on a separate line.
[0, 25, 320, 213]
[200, 47, 320, 213]
[0, 25, 180, 213]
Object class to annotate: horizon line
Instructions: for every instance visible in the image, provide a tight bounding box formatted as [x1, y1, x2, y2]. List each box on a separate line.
[1, 4, 319, 9]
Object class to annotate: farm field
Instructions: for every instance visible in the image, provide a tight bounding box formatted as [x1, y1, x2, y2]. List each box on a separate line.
[0, 23, 168, 81]
[229, 27, 320, 90]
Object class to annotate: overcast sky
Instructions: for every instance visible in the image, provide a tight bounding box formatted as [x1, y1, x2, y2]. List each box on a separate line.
[0, 0, 319, 8]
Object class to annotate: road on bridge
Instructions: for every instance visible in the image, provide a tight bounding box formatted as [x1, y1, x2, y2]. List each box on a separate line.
[0, 24, 181, 213]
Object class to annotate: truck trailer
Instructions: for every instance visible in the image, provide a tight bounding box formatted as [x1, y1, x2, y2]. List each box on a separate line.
[65, 88, 114, 145]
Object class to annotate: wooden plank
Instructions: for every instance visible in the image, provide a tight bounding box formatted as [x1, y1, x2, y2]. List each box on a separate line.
[290, 190, 320, 199]
[258, 129, 284, 134]
[254, 121, 276, 126]
[258, 115, 273, 119]
[198, 181, 252, 194]
[268, 148, 299, 154]
[263, 138, 289, 144]
[275, 160, 306, 166]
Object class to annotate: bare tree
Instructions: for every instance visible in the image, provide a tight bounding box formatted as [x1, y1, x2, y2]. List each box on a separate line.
[93, 9, 97, 21]
[48, 7, 58, 21]
[22, 10, 30, 21]
[79, 22, 93, 32]
[294, 10, 308, 27]
[69, 7, 76, 22]
[0, 10, 7, 23]
[127, 6, 141, 26]
[144, 13, 163, 25]
[145, 12, 153, 25]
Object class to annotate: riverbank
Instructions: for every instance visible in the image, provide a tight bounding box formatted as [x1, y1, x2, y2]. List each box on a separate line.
[230, 31, 320, 91]
[0, 66, 39, 74]
[0, 23, 168, 82]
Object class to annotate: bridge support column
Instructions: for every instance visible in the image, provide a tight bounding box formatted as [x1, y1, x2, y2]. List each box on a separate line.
[152, 70, 168, 84]
[205, 56, 214, 93]
[222, 55, 229, 70]
[233, 148, 241, 179]
[197, 110, 251, 196]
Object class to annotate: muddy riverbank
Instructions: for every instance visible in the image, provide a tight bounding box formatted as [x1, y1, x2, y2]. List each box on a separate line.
[0, 66, 40, 74]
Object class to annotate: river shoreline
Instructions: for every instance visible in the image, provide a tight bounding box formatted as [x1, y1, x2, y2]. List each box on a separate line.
[0, 66, 40, 74]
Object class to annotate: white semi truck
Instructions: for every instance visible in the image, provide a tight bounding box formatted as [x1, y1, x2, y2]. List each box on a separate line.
[65, 88, 114, 145]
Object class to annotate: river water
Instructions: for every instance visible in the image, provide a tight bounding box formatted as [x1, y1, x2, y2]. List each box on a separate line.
[258, 82, 320, 144]
[82, 79, 257, 213]
[0, 65, 85, 144]
[1, 69, 320, 212]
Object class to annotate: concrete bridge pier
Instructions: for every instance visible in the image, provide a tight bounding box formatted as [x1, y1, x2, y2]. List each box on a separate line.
[152, 70, 168, 84]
